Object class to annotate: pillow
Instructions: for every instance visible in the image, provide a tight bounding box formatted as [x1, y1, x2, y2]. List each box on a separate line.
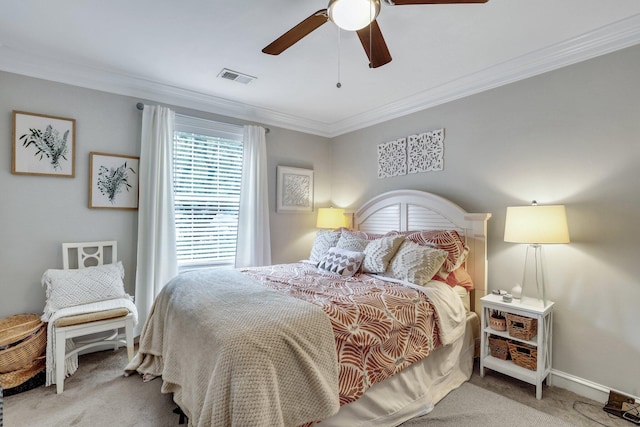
[341, 229, 385, 241]
[317, 247, 365, 277]
[336, 233, 370, 252]
[309, 230, 342, 263]
[435, 266, 474, 290]
[41, 261, 128, 321]
[387, 241, 448, 286]
[362, 235, 405, 273]
[405, 230, 468, 272]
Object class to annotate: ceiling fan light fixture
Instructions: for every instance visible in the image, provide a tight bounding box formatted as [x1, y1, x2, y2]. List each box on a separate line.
[328, 0, 381, 31]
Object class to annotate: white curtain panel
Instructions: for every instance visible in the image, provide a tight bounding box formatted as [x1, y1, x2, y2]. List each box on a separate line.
[135, 105, 178, 334]
[235, 125, 272, 267]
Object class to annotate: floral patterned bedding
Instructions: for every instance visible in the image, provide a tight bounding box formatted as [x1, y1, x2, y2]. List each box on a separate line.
[240, 262, 444, 407]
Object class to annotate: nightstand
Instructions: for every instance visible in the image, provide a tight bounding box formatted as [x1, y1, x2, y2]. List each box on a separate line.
[480, 294, 554, 399]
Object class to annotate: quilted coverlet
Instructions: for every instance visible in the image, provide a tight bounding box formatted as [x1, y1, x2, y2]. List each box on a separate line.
[126, 269, 340, 427]
[241, 262, 442, 407]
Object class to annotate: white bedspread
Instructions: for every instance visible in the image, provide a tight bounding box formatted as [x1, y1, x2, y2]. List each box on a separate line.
[125, 269, 340, 427]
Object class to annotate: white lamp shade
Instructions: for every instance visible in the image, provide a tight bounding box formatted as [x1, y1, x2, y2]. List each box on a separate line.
[504, 205, 570, 244]
[328, 0, 380, 31]
[317, 207, 346, 229]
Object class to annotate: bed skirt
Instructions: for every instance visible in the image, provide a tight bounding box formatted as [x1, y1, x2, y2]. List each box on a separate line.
[318, 312, 478, 427]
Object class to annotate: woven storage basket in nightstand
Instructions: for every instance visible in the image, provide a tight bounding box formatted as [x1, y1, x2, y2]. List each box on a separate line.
[506, 313, 537, 340]
[508, 342, 537, 370]
[488, 335, 511, 360]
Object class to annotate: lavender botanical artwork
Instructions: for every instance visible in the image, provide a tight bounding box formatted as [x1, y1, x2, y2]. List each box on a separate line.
[277, 166, 314, 212]
[90, 153, 140, 209]
[12, 111, 76, 177]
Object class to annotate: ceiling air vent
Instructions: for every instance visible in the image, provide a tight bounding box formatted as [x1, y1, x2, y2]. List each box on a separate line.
[217, 68, 256, 84]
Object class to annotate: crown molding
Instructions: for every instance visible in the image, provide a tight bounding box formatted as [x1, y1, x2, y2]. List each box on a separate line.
[328, 13, 640, 137]
[1, 13, 639, 138]
[0, 46, 332, 137]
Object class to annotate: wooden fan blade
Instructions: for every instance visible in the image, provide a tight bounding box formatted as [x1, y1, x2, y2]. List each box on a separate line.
[262, 9, 328, 55]
[356, 20, 392, 68]
[390, 0, 488, 4]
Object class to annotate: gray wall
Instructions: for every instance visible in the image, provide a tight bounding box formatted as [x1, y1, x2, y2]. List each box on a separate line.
[2, 43, 638, 398]
[331, 45, 640, 397]
[0, 71, 331, 319]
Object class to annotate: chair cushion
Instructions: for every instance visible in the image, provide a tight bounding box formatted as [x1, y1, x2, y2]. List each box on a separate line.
[54, 308, 130, 327]
[41, 262, 129, 321]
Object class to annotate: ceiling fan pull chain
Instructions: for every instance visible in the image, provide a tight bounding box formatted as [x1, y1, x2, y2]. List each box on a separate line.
[369, 4, 373, 68]
[336, 27, 342, 88]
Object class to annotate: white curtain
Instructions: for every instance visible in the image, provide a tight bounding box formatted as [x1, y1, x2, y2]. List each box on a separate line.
[135, 105, 178, 334]
[235, 125, 271, 267]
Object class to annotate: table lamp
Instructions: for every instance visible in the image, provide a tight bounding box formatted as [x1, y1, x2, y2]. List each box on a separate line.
[504, 201, 570, 307]
[316, 207, 346, 229]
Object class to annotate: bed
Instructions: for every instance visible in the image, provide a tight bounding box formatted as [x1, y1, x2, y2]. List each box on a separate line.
[125, 189, 491, 426]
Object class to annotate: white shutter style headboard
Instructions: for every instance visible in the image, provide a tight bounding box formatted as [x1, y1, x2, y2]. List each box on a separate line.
[354, 190, 491, 314]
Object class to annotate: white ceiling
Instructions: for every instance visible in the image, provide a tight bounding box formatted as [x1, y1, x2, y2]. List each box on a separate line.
[1, 1, 640, 137]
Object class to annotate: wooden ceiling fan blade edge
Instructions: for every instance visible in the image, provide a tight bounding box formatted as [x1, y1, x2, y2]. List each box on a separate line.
[262, 9, 328, 55]
[391, 0, 488, 5]
[356, 20, 392, 68]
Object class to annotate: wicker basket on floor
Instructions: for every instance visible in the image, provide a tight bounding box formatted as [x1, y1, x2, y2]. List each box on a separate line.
[0, 356, 45, 389]
[506, 313, 537, 341]
[0, 326, 46, 374]
[508, 341, 537, 370]
[488, 335, 511, 360]
[0, 314, 43, 348]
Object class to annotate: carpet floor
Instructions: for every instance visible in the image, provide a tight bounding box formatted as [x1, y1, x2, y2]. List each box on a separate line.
[2, 348, 631, 426]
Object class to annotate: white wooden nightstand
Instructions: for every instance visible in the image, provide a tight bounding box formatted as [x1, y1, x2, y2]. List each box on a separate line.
[480, 293, 554, 399]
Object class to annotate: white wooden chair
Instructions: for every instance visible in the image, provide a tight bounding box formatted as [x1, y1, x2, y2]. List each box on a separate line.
[54, 241, 135, 394]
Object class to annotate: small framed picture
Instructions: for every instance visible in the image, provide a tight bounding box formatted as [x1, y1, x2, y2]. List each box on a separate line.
[277, 166, 314, 212]
[12, 110, 76, 177]
[89, 152, 140, 210]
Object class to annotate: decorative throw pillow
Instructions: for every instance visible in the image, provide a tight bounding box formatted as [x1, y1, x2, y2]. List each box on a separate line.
[309, 230, 342, 263]
[341, 229, 385, 241]
[405, 229, 469, 272]
[435, 266, 474, 290]
[41, 261, 128, 321]
[317, 247, 364, 277]
[362, 235, 405, 273]
[336, 233, 370, 252]
[387, 241, 448, 286]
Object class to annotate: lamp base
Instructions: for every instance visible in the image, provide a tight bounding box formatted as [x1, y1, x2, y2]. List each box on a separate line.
[520, 244, 548, 308]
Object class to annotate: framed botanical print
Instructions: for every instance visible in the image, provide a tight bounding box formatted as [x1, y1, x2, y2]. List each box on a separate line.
[89, 152, 140, 210]
[12, 110, 76, 177]
[276, 166, 314, 212]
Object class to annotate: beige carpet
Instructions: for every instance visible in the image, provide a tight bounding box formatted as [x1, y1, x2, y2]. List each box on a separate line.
[2, 348, 630, 426]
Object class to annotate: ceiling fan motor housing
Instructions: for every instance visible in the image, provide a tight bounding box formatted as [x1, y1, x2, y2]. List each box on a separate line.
[328, 0, 381, 31]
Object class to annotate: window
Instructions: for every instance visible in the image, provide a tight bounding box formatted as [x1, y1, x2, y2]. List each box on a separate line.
[173, 116, 243, 269]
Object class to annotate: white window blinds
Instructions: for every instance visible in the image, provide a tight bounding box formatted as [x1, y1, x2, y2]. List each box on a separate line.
[173, 116, 243, 269]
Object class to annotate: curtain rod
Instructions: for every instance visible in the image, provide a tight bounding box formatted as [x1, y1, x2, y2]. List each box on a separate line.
[136, 103, 270, 133]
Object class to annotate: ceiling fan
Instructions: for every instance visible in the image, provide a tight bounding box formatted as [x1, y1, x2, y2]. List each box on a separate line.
[262, 0, 489, 69]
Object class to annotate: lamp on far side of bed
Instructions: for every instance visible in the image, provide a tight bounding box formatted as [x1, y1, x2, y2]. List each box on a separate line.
[504, 201, 570, 308]
[317, 207, 347, 229]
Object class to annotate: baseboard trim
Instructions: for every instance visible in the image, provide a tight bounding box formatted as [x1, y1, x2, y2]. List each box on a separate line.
[551, 369, 640, 404]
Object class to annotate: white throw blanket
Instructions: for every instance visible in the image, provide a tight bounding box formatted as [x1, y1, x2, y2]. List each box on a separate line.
[125, 269, 340, 427]
[43, 298, 138, 387]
